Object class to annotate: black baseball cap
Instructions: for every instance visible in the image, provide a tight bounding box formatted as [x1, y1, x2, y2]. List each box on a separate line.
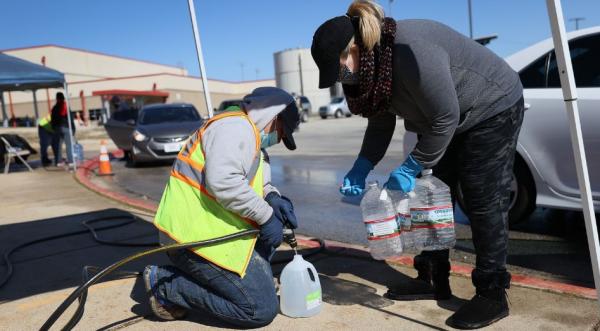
[278, 102, 300, 150]
[311, 16, 355, 88]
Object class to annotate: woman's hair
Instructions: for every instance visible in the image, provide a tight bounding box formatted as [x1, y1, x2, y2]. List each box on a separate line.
[346, 0, 385, 51]
[56, 92, 65, 101]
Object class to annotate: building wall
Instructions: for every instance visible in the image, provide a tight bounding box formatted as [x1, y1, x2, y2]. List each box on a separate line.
[1, 45, 275, 119]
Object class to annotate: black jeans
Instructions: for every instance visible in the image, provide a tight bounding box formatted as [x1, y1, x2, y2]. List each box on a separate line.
[418, 97, 525, 289]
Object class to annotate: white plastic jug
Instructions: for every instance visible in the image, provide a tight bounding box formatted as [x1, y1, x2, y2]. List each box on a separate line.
[279, 254, 322, 318]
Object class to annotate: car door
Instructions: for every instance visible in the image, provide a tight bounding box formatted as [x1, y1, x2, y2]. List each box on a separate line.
[520, 33, 600, 200]
[103, 108, 138, 151]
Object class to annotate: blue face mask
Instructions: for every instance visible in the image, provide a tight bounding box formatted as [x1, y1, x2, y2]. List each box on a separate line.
[260, 130, 279, 149]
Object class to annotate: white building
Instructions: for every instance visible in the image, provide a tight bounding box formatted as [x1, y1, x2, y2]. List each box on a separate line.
[1, 45, 275, 121]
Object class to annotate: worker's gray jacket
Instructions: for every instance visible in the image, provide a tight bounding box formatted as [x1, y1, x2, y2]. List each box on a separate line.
[202, 91, 293, 226]
[359, 19, 523, 168]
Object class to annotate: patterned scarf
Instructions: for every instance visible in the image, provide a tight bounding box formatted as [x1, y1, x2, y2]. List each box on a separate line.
[345, 18, 396, 118]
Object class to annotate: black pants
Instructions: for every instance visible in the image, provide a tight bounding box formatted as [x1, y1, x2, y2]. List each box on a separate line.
[418, 97, 525, 290]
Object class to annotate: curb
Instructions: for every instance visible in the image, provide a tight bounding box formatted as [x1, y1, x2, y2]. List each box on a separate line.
[75, 151, 597, 301]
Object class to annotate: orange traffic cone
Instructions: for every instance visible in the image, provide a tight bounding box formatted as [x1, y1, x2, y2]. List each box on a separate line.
[98, 140, 114, 176]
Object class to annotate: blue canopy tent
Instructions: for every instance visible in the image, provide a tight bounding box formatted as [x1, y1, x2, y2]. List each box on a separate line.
[0, 52, 77, 170]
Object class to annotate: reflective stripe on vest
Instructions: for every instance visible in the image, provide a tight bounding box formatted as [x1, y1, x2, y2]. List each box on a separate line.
[154, 111, 263, 277]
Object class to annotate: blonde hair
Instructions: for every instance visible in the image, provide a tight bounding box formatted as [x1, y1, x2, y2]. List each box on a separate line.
[346, 0, 385, 51]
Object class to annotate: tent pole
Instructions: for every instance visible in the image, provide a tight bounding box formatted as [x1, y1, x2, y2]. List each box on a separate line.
[1, 92, 7, 128]
[32, 90, 39, 120]
[187, 0, 213, 118]
[546, 0, 600, 305]
[63, 83, 77, 172]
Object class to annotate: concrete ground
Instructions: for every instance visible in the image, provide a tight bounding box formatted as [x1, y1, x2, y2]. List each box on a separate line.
[0, 121, 599, 330]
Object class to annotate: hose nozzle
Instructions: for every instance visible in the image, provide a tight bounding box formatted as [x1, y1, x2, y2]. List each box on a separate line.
[282, 228, 298, 253]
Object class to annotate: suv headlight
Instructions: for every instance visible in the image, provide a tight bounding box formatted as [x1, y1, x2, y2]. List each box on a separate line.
[133, 130, 147, 142]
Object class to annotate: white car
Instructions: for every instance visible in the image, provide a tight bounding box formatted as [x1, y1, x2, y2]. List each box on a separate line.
[319, 97, 352, 119]
[403, 27, 600, 226]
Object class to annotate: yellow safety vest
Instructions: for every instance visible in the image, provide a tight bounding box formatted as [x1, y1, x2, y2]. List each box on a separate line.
[154, 111, 263, 277]
[38, 114, 54, 133]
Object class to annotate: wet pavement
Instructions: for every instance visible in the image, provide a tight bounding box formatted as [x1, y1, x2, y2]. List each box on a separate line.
[106, 116, 596, 288]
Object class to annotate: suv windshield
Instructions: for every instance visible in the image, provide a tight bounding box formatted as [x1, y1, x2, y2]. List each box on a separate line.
[331, 97, 345, 103]
[139, 107, 200, 125]
[218, 100, 244, 111]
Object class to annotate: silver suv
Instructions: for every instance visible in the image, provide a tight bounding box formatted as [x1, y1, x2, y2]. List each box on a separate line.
[319, 97, 352, 119]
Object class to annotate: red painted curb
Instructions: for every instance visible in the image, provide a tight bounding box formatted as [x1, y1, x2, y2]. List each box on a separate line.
[76, 152, 597, 301]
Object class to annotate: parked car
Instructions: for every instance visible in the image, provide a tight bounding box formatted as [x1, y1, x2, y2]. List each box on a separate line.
[298, 95, 312, 122]
[403, 26, 600, 226]
[319, 97, 352, 119]
[104, 103, 203, 166]
[214, 99, 244, 116]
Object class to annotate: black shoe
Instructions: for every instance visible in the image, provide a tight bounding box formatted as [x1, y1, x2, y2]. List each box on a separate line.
[385, 277, 436, 301]
[447, 289, 509, 329]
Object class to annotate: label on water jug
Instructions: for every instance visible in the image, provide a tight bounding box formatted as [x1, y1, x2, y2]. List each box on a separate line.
[364, 215, 400, 240]
[397, 213, 411, 232]
[306, 290, 321, 310]
[410, 204, 454, 228]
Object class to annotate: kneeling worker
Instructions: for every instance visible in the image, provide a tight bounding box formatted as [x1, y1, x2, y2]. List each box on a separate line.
[144, 87, 301, 327]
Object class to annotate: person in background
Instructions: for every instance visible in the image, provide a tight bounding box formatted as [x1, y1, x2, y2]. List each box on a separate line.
[311, 0, 524, 329]
[50, 92, 75, 166]
[37, 112, 56, 166]
[144, 87, 301, 327]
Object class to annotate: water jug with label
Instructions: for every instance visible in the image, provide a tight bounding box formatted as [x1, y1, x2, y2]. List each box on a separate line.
[280, 254, 322, 318]
[409, 169, 456, 251]
[360, 182, 403, 259]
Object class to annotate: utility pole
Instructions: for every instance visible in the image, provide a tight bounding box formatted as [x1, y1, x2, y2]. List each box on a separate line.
[255, 68, 260, 80]
[468, 0, 473, 39]
[388, 0, 394, 17]
[569, 17, 585, 30]
[298, 54, 304, 96]
[240, 62, 245, 81]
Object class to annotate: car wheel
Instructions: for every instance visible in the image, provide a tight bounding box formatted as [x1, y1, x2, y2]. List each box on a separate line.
[455, 155, 536, 228]
[334, 109, 342, 118]
[345, 113, 352, 118]
[127, 149, 140, 167]
[301, 110, 309, 123]
[320, 115, 327, 119]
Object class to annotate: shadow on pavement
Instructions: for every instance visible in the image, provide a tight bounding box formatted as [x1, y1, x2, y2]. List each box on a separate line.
[0, 208, 168, 303]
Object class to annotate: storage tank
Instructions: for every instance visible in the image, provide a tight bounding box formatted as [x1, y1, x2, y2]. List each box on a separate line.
[274, 48, 338, 116]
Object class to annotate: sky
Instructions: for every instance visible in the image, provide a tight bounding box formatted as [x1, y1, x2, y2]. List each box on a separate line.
[0, 0, 598, 82]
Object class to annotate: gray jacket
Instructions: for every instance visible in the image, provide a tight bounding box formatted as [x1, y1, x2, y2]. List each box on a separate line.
[359, 19, 523, 168]
[202, 90, 294, 225]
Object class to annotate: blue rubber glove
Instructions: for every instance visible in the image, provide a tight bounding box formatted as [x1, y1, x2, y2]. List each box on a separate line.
[259, 212, 284, 248]
[265, 192, 298, 229]
[340, 156, 374, 196]
[385, 154, 423, 192]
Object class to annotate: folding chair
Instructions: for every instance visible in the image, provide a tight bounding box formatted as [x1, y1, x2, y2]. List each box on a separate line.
[1, 136, 33, 174]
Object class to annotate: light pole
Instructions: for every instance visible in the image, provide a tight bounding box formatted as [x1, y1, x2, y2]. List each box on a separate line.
[569, 17, 585, 30]
[388, 0, 394, 17]
[468, 0, 473, 39]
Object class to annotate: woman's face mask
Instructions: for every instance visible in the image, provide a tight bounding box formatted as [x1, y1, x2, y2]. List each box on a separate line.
[260, 130, 279, 149]
[338, 65, 359, 85]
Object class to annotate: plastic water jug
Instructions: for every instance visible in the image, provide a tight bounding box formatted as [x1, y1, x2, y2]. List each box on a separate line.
[280, 254, 322, 318]
[360, 182, 403, 259]
[410, 169, 456, 251]
[389, 190, 414, 252]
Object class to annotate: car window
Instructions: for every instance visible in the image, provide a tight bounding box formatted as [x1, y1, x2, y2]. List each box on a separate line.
[300, 96, 309, 103]
[548, 34, 600, 88]
[519, 53, 550, 88]
[218, 100, 243, 111]
[112, 108, 138, 122]
[331, 97, 345, 103]
[139, 107, 200, 125]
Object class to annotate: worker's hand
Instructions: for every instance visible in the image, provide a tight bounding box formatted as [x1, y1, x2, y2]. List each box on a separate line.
[340, 156, 374, 196]
[385, 154, 423, 192]
[259, 212, 284, 248]
[265, 192, 298, 229]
